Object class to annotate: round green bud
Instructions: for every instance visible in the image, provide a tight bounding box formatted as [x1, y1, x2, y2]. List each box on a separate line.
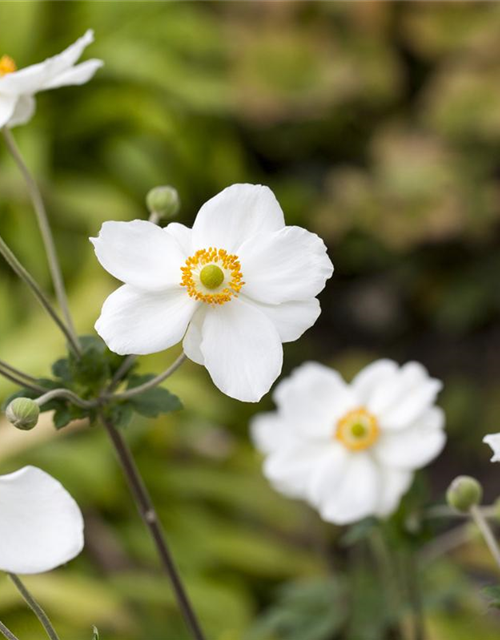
[6, 397, 40, 431]
[200, 264, 224, 290]
[146, 186, 180, 219]
[446, 475, 483, 513]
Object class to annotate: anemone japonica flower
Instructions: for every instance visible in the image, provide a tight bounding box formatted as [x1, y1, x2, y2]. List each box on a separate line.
[0, 30, 102, 129]
[251, 359, 446, 525]
[92, 184, 333, 402]
[483, 434, 500, 462]
[0, 466, 84, 574]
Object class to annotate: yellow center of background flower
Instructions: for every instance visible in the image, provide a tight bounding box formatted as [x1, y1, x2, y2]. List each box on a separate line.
[335, 407, 379, 451]
[0, 55, 16, 77]
[181, 247, 244, 305]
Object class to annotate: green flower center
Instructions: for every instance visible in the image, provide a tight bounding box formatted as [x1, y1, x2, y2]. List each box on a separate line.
[200, 264, 224, 290]
[350, 422, 367, 439]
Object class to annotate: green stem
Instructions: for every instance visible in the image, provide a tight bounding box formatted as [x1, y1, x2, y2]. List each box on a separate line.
[0, 621, 20, 640]
[0, 235, 80, 356]
[109, 353, 186, 401]
[35, 388, 97, 410]
[404, 550, 425, 640]
[470, 505, 500, 570]
[2, 128, 78, 352]
[369, 528, 408, 640]
[8, 574, 60, 640]
[0, 365, 47, 394]
[0, 359, 38, 385]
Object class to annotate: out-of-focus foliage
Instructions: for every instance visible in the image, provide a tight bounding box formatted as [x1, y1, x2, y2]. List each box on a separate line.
[1, 2, 500, 639]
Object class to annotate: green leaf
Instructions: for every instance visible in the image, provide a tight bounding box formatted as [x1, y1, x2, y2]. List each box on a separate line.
[483, 585, 500, 609]
[108, 402, 135, 429]
[92, 625, 100, 640]
[126, 374, 183, 418]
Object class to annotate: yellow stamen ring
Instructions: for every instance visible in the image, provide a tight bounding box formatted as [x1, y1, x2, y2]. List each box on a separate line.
[0, 55, 17, 77]
[181, 247, 244, 305]
[335, 407, 380, 452]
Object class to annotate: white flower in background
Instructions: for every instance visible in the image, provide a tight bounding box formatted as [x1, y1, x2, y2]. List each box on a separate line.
[92, 184, 333, 402]
[483, 434, 500, 462]
[251, 359, 446, 525]
[0, 466, 84, 574]
[0, 30, 102, 129]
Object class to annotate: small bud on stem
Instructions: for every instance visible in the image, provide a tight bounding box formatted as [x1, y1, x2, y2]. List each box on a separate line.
[446, 475, 483, 513]
[146, 186, 180, 220]
[6, 398, 40, 430]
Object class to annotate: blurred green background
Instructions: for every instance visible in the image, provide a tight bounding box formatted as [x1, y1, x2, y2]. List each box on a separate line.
[1, 2, 500, 639]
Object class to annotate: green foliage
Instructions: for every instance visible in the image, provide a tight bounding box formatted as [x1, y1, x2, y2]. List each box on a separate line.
[1, 2, 500, 639]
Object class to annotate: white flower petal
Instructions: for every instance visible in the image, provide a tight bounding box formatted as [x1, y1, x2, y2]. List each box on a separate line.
[376, 467, 413, 517]
[367, 362, 442, 430]
[0, 30, 96, 95]
[43, 59, 103, 90]
[251, 412, 299, 455]
[484, 433, 500, 462]
[238, 226, 333, 304]
[0, 466, 83, 575]
[374, 408, 446, 470]
[182, 307, 206, 365]
[7, 95, 36, 127]
[351, 359, 399, 403]
[192, 184, 285, 253]
[164, 222, 193, 257]
[309, 447, 381, 525]
[200, 297, 283, 402]
[0, 93, 17, 128]
[248, 297, 321, 343]
[274, 362, 356, 438]
[264, 442, 330, 500]
[96, 285, 197, 355]
[91, 220, 186, 291]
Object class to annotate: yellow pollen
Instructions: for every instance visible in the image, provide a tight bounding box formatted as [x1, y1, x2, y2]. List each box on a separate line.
[335, 407, 379, 452]
[181, 247, 244, 305]
[0, 55, 16, 77]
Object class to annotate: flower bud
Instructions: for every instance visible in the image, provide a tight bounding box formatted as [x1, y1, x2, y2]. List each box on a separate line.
[6, 398, 40, 431]
[446, 475, 483, 513]
[146, 186, 180, 220]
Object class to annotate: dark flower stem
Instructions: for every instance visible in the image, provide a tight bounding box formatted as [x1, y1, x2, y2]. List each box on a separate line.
[8, 574, 60, 640]
[2, 128, 79, 353]
[100, 415, 207, 640]
[0, 620, 20, 640]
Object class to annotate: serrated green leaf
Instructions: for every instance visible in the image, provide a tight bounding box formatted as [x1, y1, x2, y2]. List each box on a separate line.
[126, 374, 183, 417]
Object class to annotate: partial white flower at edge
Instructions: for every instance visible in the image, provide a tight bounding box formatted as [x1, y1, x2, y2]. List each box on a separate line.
[251, 359, 446, 525]
[0, 30, 103, 129]
[91, 184, 334, 402]
[0, 466, 84, 574]
[483, 434, 500, 462]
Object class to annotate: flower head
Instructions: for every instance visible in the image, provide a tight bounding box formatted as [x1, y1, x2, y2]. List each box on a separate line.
[251, 359, 446, 525]
[0, 466, 84, 574]
[91, 184, 333, 402]
[0, 30, 103, 129]
[483, 433, 500, 462]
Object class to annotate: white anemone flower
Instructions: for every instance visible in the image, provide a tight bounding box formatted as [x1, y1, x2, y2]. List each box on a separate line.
[483, 434, 500, 462]
[0, 466, 84, 574]
[92, 184, 333, 402]
[0, 30, 102, 129]
[251, 359, 446, 525]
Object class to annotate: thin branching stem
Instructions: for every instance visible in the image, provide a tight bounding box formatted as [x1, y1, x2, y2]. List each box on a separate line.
[0, 235, 80, 356]
[109, 353, 187, 401]
[2, 128, 79, 352]
[0, 365, 47, 394]
[100, 414, 207, 640]
[35, 388, 98, 409]
[470, 505, 500, 570]
[0, 620, 20, 640]
[8, 574, 60, 640]
[0, 359, 38, 385]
